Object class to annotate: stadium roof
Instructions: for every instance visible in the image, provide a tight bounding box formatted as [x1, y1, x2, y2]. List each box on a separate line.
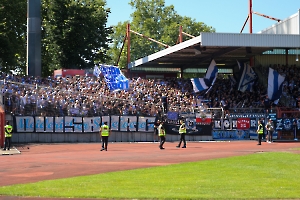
[128, 32, 300, 71]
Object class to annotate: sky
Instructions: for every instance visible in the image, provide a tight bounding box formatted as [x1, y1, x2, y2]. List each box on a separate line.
[106, 0, 300, 34]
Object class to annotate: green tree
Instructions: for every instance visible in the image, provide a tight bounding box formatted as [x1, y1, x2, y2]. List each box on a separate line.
[42, 0, 112, 76]
[108, 0, 215, 69]
[0, 0, 27, 73]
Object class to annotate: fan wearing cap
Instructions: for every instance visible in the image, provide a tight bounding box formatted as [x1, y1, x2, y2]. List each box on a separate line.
[100, 121, 111, 151]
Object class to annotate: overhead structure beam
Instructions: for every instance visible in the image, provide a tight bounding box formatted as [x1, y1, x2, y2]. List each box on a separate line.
[127, 24, 131, 70]
[115, 34, 127, 66]
[129, 29, 169, 48]
[182, 31, 195, 38]
[241, 0, 281, 33]
[125, 23, 169, 75]
[182, 47, 240, 68]
[253, 11, 281, 22]
[177, 26, 195, 45]
[240, 15, 249, 33]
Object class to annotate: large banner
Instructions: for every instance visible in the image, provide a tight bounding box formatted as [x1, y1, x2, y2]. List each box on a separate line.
[212, 113, 277, 140]
[213, 118, 258, 130]
[276, 118, 300, 131]
[211, 115, 297, 140]
[164, 123, 212, 136]
[165, 115, 213, 136]
[213, 130, 252, 140]
[14, 116, 155, 133]
[13, 115, 212, 135]
[15, 115, 292, 139]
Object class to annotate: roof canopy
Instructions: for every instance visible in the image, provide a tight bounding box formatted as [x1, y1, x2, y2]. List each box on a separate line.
[128, 32, 300, 70]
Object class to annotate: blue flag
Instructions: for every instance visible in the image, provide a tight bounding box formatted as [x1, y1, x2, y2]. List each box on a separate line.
[191, 78, 210, 93]
[205, 59, 218, 85]
[237, 61, 257, 92]
[191, 59, 218, 92]
[100, 65, 129, 91]
[268, 68, 285, 101]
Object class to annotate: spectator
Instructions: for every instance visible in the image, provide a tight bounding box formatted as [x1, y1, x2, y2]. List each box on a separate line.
[263, 95, 271, 114]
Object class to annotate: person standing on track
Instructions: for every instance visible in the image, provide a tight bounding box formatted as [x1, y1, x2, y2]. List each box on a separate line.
[265, 118, 274, 143]
[3, 121, 13, 151]
[158, 121, 166, 149]
[176, 119, 187, 148]
[256, 120, 264, 145]
[153, 119, 160, 143]
[100, 121, 111, 151]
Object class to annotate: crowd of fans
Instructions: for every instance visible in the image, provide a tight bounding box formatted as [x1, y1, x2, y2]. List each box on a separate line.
[0, 65, 298, 118]
[1, 74, 194, 118]
[261, 64, 300, 108]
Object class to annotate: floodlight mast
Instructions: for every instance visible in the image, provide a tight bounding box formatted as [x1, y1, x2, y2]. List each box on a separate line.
[27, 0, 42, 77]
[249, 0, 253, 34]
[241, 0, 282, 34]
[240, 0, 282, 66]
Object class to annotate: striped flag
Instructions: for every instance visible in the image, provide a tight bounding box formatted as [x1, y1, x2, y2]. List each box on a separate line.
[191, 78, 210, 93]
[237, 61, 257, 92]
[191, 59, 218, 92]
[228, 75, 237, 86]
[268, 68, 285, 101]
[205, 59, 218, 85]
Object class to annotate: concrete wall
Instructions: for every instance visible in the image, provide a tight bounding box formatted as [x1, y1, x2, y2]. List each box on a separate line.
[11, 131, 213, 143]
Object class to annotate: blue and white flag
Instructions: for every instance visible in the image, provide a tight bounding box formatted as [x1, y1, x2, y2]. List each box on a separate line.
[191, 78, 210, 93]
[93, 66, 101, 77]
[205, 59, 218, 85]
[268, 68, 285, 101]
[191, 59, 218, 93]
[228, 75, 237, 86]
[100, 65, 129, 91]
[237, 61, 257, 92]
[228, 75, 237, 92]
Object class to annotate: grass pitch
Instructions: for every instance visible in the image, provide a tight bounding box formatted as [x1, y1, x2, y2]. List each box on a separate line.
[0, 152, 299, 199]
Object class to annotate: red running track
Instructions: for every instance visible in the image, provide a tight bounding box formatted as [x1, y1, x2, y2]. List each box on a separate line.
[0, 141, 299, 199]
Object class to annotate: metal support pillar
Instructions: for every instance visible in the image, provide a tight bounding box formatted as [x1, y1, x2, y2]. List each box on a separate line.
[27, 0, 41, 77]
